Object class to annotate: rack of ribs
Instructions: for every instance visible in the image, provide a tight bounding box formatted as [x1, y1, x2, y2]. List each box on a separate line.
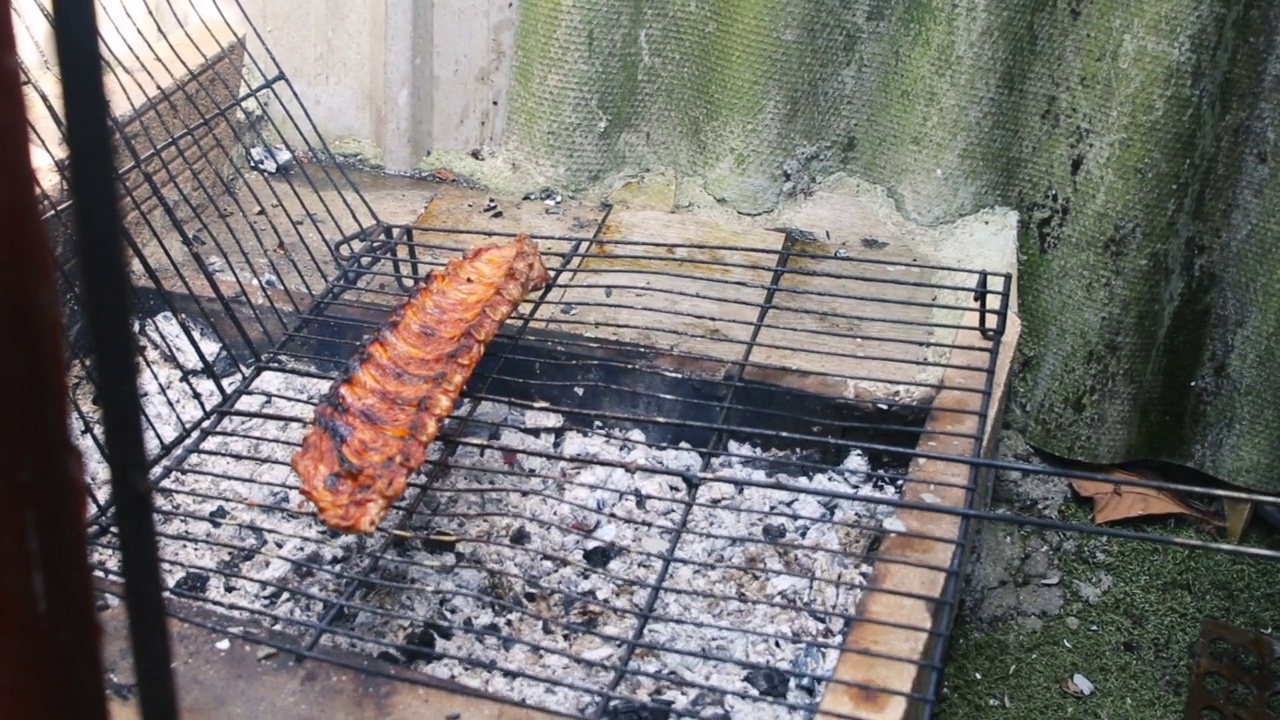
[291, 234, 551, 533]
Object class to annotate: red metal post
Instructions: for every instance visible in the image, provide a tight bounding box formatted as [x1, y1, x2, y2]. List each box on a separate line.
[0, 2, 110, 717]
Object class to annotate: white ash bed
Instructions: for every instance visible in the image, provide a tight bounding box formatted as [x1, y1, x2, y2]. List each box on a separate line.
[76, 319, 922, 719]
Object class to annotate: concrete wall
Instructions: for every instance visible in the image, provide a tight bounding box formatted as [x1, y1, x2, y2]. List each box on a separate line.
[238, 0, 519, 173]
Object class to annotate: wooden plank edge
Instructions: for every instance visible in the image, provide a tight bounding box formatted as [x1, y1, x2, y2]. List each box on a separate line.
[816, 307, 1022, 720]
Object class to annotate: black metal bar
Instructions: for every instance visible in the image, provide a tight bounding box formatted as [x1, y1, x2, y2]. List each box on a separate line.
[50, 1, 178, 717]
[0, 3, 106, 714]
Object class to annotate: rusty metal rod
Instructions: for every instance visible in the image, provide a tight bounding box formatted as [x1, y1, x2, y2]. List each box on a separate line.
[0, 2, 107, 717]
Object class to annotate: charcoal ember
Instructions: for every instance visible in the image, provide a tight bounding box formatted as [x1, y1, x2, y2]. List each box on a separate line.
[509, 525, 531, 545]
[207, 505, 229, 527]
[791, 643, 823, 696]
[294, 549, 324, 580]
[602, 697, 675, 719]
[138, 311, 237, 379]
[761, 523, 787, 542]
[217, 548, 255, 573]
[583, 543, 621, 569]
[104, 677, 136, 701]
[172, 572, 209, 597]
[743, 667, 791, 698]
[375, 650, 402, 665]
[402, 624, 443, 664]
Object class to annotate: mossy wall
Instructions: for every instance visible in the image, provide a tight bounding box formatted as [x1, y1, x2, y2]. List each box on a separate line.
[505, 0, 1280, 493]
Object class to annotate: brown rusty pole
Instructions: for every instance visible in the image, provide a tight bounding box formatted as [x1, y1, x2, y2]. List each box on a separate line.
[0, 2, 109, 717]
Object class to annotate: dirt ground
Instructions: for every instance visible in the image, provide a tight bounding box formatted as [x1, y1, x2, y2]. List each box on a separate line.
[936, 427, 1280, 719]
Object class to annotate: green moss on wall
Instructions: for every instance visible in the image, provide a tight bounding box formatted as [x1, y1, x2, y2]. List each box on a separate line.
[505, 0, 1280, 492]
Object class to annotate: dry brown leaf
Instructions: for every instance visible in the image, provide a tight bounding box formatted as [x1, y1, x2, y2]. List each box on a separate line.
[1070, 468, 1217, 525]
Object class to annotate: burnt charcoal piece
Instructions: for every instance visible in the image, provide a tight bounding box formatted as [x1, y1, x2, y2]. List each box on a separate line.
[432, 622, 456, 641]
[602, 697, 675, 719]
[761, 523, 787, 542]
[792, 641, 824, 696]
[294, 549, 323, 579]
[422, 531, 460, 554]
[172, 572, 209, 597]
[208, 505, 229, 527]
[105, 677, 136, 701]
[744, 667, 791, 698]
[509, 525, 532, 545]
[402, 625, 442, 664]
[583, 543, 622, 569]
[217, 548, 255, 574]
[211, 349, 238, 378]
[375, 650, 402, 665]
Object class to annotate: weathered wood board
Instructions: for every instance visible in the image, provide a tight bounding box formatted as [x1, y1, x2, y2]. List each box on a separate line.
[816, 308, 1022, 720]
[531, 208, 786, 362]
[749, 234, 966, 405]
[410, 184, 606, 266]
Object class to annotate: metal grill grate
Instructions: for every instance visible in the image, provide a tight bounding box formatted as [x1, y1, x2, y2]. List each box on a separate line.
[24, 1, 1280, 718]
[83, 218, 1010, 718]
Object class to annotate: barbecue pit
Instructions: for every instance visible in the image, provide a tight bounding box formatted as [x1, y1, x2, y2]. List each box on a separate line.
[20, 3, 1020, 718]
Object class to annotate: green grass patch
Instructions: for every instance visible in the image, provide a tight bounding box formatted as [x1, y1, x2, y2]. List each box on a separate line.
[938, 503, 1280, 719]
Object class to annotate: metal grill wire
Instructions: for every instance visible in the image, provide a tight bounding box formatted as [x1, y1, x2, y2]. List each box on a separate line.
[83, 229, 1280, 720]
[85, 225, 1006, 719]
[23, 2, 1280, 719]
[19, 0, 378, 518]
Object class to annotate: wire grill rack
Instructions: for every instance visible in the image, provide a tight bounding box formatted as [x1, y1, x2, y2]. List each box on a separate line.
[24, 1, 1280, 718]
[82, 217, 1010, 718]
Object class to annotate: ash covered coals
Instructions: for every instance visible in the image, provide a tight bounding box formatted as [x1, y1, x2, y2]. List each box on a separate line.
[69, 310, 247, 512]
[83, 362, 903, 718]
[323, 404, 696, 713]
[614, 441, 897, 718]
[88, 370, 372, 629]
[324, 406, 899, 718]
